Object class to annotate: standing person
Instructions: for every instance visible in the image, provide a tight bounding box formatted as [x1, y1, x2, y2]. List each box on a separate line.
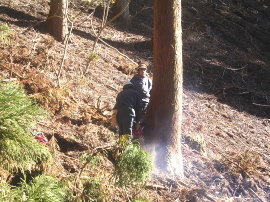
[130, 63, 152, 123]
[111, 81, 143, 136]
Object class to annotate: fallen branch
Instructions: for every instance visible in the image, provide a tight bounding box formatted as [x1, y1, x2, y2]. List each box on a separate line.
[97, 37, 137, 65]
[94, 143, 115, 151]
[145, 184, 167, 190]
[106, 84, 118, 92]
[94, 96, 110, 113]
[252, 102, 270, 107]
[249, 188, 265, 202]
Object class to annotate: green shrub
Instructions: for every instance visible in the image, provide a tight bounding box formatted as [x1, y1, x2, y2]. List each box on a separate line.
[114, 143, 153, 187]
[82, 178, 105, 201]
[81, 150, 104, 166]
[0, 175, 67, 201]
[0, 181, 17, 201]
[0, 80, 51, 172]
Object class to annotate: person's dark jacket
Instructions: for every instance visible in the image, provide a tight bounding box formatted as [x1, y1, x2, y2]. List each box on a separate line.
[130, 74, 152, 103]
[113, 85, 143, 122]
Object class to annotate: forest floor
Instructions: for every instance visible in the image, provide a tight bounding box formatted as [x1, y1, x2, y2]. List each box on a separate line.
[1, 0, 270, 201]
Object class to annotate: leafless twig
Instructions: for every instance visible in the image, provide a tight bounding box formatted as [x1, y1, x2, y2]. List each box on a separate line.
[252, 102, 270, 107]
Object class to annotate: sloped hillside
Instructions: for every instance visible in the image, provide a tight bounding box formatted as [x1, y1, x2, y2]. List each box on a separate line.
[0, 0, 270, 201]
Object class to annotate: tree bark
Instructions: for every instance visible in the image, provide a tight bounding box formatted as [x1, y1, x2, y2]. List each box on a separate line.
[47, 0, 68, 42]
[144, 0, 183, 177]
[112, 0, 131, 26]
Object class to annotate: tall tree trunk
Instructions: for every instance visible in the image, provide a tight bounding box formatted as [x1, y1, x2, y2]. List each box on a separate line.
[144, 0, 183, 177]
[112, 0, 131, 26]
[47, 0, 68, 42]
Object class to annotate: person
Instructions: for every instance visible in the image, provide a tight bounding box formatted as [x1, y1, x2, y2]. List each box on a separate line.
[111, 81, 143, 136]
[130, 63, 152, 122]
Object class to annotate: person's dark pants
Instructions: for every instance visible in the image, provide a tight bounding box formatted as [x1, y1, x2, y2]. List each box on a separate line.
[117, 116, 134, 136]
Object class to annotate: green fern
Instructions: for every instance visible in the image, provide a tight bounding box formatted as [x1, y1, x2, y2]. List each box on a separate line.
[0, 80, 51, 172]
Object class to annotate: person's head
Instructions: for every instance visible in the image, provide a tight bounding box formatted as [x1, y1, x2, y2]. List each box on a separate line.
[123, 80, 133, 89]
[136, 63, 147, 77]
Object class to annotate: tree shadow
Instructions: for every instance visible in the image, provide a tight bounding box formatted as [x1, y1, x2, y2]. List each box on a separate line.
[0, 6, 47, 33]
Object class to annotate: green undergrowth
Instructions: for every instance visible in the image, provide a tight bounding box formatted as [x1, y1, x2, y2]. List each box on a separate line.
[0, 175, 67, 201]
[0, 22, 11, 46]
[0, 79, 51, 172]
[0, 80, 153, 201]
[114, 135, 153, 188]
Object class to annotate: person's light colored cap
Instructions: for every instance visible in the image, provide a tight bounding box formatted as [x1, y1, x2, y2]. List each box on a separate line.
[123, 80, 133, 86]
[137, 63, 147, 70]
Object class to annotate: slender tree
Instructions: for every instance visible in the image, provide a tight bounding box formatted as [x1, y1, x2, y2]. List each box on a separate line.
[47, 0, 68, 42]
[112, 0, 131, 26]
[144, 0, 183, 177]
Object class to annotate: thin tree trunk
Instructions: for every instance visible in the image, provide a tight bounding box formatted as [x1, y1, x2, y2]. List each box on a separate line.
[47, 0, 68, 42]
[112, 0, 131, 26]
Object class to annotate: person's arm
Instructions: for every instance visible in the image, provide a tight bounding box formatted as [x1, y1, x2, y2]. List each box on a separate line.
[111, 97, 119, 126]
[111, 109, 118, 126]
